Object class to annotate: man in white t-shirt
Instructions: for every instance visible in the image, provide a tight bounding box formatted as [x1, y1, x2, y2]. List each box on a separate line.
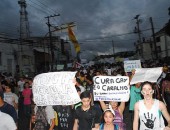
[17, 77, 25, 96]
[0, 111, 17, 130]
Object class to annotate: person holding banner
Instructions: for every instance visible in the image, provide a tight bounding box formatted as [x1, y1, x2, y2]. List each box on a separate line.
[133, 81, 170, 130]
[92, 105, 119, 130]
[99, 100, 125, 130]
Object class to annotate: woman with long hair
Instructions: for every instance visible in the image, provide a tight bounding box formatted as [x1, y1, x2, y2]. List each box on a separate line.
[133, 81, 170, 130]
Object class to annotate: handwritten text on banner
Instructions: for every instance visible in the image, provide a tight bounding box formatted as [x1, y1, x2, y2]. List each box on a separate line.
[93, 76, 130, 102]
[124, 60, 141, 72]
[32, 72, 80, 106]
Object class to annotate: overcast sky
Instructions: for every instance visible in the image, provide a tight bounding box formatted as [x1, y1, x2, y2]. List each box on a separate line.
[0, 0, 170, 60]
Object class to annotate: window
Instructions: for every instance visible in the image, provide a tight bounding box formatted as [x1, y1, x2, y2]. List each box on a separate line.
[156, 37, 160, 42]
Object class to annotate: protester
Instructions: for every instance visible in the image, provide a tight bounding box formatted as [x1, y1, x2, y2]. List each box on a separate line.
[3, 82, 18, 111]
[0, 91, 18, 123]
[22, 82, 32, 117]
[162, 74, 170, 113]
[18, 77, 25, 97]
[129, 82, 142, 121]
[0, 111, 17, 130]
[34, 105, 55, 130]
[133, 81, 170, 130]
[53, 105, 74, 130]
[99, 100, 126, 129]
[73, 91, 100, 130]
[29, 113, 36, 130]
[92, 105, 119, 130]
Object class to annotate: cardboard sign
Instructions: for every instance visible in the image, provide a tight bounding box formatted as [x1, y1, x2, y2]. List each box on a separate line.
[130, 67, 162, 85]
[124, 60, 141, 72]
[93, 76, 130, 102]
[32, 72, 80, 106]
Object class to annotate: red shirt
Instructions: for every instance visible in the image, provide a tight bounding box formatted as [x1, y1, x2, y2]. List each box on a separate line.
[22, 88, 32, 105]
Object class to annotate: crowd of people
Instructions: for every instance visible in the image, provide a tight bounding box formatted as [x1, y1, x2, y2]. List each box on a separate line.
[0, 61, 170, 130]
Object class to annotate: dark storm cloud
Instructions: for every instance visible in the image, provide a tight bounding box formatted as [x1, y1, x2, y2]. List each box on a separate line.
[0, 1, 19, 36]
[0, 0, 170, 59]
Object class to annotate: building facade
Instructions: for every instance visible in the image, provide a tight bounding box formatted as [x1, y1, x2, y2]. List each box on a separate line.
[135, 22, 170, 62]
[0, 34, 72, 77]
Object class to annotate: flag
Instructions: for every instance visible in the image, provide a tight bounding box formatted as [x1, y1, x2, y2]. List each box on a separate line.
[68, 26, 80, 53]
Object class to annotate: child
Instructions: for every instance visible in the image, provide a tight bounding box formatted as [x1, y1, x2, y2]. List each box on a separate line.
[99, 106, 119, 130]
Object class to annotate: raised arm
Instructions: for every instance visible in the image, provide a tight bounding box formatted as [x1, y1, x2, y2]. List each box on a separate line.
[129, 69, 136, 84]
[118, 102, 125, 115]
[99, 101, 108, 111]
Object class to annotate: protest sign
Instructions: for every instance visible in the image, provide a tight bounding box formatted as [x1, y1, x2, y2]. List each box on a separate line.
[124, 60, 141, 72]
[93, 76, 130, 102]
[57, 65, 64, 70]
[32, 71, 80, 106]
[130, 67, 162, 85]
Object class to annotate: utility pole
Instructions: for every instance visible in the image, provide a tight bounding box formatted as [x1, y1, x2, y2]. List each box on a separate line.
[45, 14, 60, 71]
[134, 15, 142, 44]
[150, 17, 158, 59]
[134, 14, 142, 58]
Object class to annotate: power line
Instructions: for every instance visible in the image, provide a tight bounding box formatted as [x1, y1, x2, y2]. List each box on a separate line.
[28, 0, 55, 15]
[35, 0, 57, 14]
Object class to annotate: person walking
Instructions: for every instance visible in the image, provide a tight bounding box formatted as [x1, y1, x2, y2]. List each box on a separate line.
[133, 81, 170, 130]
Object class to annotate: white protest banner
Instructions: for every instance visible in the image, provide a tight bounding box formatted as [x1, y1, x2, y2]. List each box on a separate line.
[130, 67, 162, 85]
[93, 76, 130, 102]
[124, 60, 141, 72]
[32, 71, 80, 106]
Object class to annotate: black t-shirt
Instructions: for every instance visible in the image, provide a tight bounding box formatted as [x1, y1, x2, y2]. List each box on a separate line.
[75, 106, 100, 130]
[53, 105, 74, 130]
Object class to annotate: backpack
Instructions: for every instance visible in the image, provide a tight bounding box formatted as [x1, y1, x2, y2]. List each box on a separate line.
[34, 106, 49, 130]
